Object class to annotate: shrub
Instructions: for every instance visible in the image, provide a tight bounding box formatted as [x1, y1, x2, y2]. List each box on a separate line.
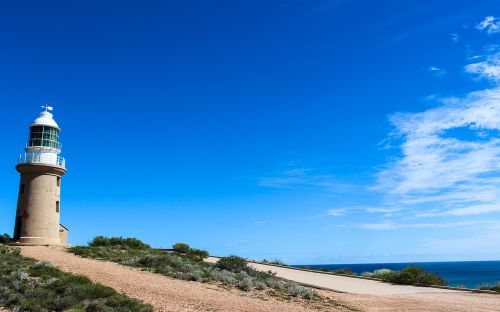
[373, 266, 446, 286]
[301, 288, 316, 300]
[216, 255, 248, 272]
[395, 266, 445, 286]
[0, 233, 11, 245]
[286, 282, 303, 297]
[172, 243, 190, 254]
[239, 276, 254, 291]
[363, 268, 393, 279]
[212, 269, 237, 285]
[89, 236, 150, 250]
[334, 268, 355, 275]
[254, 280, 267, 290]
[265, 277, 285, 290]
[261, 259, 285, 266]
[480, 282, 500, 293]
[186, 248, 209, 261]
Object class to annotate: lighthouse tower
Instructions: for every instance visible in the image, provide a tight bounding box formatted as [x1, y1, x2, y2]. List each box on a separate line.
[13, 106, 69, 246]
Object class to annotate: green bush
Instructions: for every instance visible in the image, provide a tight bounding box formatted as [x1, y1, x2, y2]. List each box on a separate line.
[0, 245, 152, 311]
[89, 236, 151, 250]
[172, 243, 191, 254]
[334, 268, 355, 275]
[365, 266, 447, 286]
[216, 255, 248, 272]
[211, 269, 237, 285]
[0, 233, 11, 245]
[362, 268, 392, 278]
[186, 248, 209, 261]
[480, 282, 500, 293]
[261, 259, 286, 266]
[390, 266, 446, 286]
[239, 276, 254, 291]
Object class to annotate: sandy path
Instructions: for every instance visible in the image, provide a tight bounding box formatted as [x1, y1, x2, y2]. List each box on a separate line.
[20, 246, 348, 312]
[207, 257, 456, 295]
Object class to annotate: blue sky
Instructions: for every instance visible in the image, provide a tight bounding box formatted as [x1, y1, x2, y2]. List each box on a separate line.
[1, 0, 500, 264]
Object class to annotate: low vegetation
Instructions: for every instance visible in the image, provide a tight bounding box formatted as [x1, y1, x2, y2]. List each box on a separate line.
[362, 266, 447, 286]
[0, 233, 11, 245]
[299, 265, 356, 276]
[480, 282, 500, 293]
[172, 242, 190, 254]
[89, 235, 150, 249]
[330, 268, 355, 275]
[69, 237, 317, 300]
[261, 258, 286, 266]
[0, 245, 152, 312]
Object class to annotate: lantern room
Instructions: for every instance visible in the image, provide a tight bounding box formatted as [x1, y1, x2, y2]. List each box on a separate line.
[18, 106, 65, 168]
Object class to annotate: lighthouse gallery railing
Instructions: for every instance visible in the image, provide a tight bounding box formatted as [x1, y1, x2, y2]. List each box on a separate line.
[18, 153, 66, 168]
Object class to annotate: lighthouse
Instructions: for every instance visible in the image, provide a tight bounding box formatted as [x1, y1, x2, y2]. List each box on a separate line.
[12, 106, 69, 245]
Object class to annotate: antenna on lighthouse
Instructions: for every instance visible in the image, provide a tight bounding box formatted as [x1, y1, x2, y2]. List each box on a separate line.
[41, 104, 54, 112]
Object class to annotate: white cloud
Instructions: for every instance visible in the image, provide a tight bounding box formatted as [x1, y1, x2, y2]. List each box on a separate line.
[365, 207, 401, 215]
[258, 167, 355, 194]
[428, 66, 446, 77]
[357, 220, 500, 231]
[465, 52, 500, 82]
[326, 209, 346, 216]
[375, 48, 500, 218]
[259, 171, 334, 189]
[476, 16, 500, 34]
[451, 33, 460, 42]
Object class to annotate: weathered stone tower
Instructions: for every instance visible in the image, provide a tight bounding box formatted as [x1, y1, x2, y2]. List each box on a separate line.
[12, 106, 68, 246]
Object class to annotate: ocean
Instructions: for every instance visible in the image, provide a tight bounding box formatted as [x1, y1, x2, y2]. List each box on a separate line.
[296, 261, 500, 288]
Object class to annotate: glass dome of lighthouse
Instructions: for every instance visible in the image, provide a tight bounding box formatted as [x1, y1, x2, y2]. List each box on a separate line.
[28, 110, 61, 150]
[19, 106, 65, 168]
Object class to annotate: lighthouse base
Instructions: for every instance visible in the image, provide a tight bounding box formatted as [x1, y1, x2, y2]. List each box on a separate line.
[11, 236, 62, 246]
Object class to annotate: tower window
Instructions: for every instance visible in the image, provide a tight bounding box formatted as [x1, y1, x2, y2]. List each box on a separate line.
[20, 184, 25, 194]
[56, 201, 60, 213]
[57, 177, 61, 187]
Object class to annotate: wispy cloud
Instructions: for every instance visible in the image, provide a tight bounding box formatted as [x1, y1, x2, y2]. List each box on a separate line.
[375, 44, 500, 218]
[326, 208, 346, 216]
[356, 220, 500, 231]
[259, 168, 331, 188]
[324, 206, 402, 218]
[451, 33, 460, 42]
[465, 51, 500, 82]
[264, 17, 500, 246]
[258, 167, 355, 194]
[476, 16, 500, 34]
[428, 66, 446, 77]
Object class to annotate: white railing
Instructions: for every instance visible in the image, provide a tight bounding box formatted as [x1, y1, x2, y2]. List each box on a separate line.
[18, 153, 66, 168]
[25, 141, 62, 151]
